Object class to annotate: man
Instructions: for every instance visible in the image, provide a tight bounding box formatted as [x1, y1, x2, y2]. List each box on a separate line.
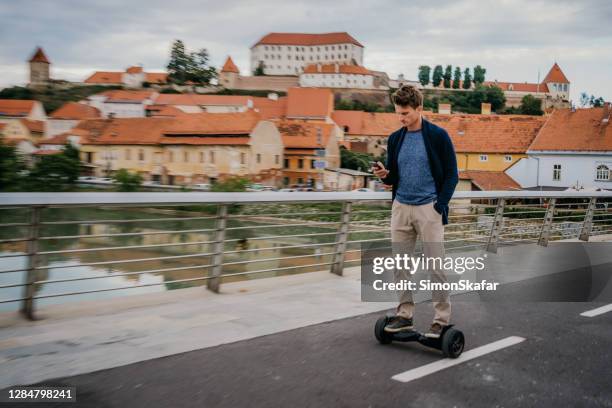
[372, 85, 458, 338]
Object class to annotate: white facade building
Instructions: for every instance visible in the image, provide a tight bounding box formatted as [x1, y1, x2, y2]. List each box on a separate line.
[250, 32, 364, 76]
[299, 63, 375, 89]
[87, 90, 157, 118]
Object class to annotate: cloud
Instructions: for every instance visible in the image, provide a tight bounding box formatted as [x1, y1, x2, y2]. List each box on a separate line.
[0, 0, 611, 101]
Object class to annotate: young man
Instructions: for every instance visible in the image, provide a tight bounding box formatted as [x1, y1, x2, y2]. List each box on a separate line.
[372, 85, 458, 338]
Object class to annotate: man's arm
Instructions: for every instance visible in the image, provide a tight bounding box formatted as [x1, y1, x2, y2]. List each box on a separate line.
[380, 134, 397, 186]
[436, 130, 459, 207]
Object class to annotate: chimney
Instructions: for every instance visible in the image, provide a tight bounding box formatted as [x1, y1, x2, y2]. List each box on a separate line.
[267, 92, 278, 101]
[481, 103, 492, 115]
[438, 103, 451, 115]
[247, 99, 254, 109]
[602, 102, 611, 124]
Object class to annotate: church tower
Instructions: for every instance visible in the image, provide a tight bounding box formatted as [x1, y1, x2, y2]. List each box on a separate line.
[29, 47, 51, 86]
[219, 56, 240, 89]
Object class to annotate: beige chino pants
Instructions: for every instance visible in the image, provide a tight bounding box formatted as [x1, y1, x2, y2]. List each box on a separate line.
[390, 200, 451, 326]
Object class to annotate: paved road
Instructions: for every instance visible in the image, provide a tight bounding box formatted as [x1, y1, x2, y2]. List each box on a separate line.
[4, 263, 612, 408]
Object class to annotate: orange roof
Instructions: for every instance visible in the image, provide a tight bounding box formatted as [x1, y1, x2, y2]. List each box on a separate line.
[126, 66, 143, 74]
[221, 57, 239, 73]
[460, 170, 522, 191]
[84, 71, 123, 84]
[33, 149, 62, 156]
[0, 99, 37, 117]
[273, 119, 334, 149]
[155, 94, 258, 106]
[50, 102, 101, 119]
[0, 123, 6, 132]
[146, 105, 186, 117]
[286, 87, 334, 119]
[528, 106, 612, 152]
[40, 133, 72, 145]
[145, 73, 168, 84]
[543, 63, 569, 84]
[303, 64, 372, 75]
[29, 47, 50, 64]
[332, 111, 400, 136]
[20, 119, 44, 133]
[483, 81, 549, 93]
[253, 32, 363, 48]
[252, 97, 287, 119]
[98, 90, 155, 102]
[424, 113, 546, 153]
[79, 111, 261, 146]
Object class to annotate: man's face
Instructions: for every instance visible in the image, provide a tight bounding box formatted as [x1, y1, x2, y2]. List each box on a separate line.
[395, 105, 422, 128]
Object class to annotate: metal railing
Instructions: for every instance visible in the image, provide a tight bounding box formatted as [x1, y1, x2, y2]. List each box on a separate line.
[1, 191, 611, 320]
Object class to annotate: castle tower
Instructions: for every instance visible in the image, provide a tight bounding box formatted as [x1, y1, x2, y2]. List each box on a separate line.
[542, 62, 570, 101]
[220, 56, 240, 89]
[28, 47, 51, 86]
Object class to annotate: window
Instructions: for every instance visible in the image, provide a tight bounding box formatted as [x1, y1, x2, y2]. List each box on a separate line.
[265, 46, 268, 50]
[596, 165, 610, 181]
[240, 152, 246, 165]
[275, 155, 280, 165]
[284, 158, 289, 168]
[168, 151, 173, 162]
[479, 154, 488, 162]
[504, 155, 512, 162]
[184, 151, 189, 162]
[125, 149, 131, 160]
[210, 151, 215, 164]
[199, 152, 204, 163]
[553, 164, 561, 181]
[311, 159, 316, 169]
[298, 159, 304, 169]
[138, 149, 144, 161]
[283, 177, 290, 186]
[257, 153, 261, 164]
[297, 177, 304, 184]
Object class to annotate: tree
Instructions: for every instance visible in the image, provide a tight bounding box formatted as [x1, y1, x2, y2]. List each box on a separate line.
[452, 66, 461, 89]
[113, 169, 143, 192]
[253, 61, 265, 76]
[473, 65, 486, 84]
[26, 145, 80, 191]
[432, 65, 443, 87]
[443, 65, 452, 88]
[167, 40, 217, 85]
[580, 92, 606, 108]
[470, 85, 506, 112]
[462, 68, 472, 89]
[0, 139, 26, 191]
[210, 177, 249, 192]
[519, 94, 544, 115]
[340, 148, 372, 172]
[418, 65, 431, 86]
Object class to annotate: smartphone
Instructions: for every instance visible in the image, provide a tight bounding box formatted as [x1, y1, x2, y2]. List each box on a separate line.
[370, 161, 381, 171]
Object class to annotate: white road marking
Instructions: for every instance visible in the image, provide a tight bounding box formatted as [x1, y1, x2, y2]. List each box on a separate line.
[580, 303, 612, 317]
[391, 336, 526, 383]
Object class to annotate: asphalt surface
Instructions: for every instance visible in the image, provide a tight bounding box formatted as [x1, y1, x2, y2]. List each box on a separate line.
[4, 270, 612, 408]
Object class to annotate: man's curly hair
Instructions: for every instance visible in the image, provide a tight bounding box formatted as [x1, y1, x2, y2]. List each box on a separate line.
[391, 85, 423, 109]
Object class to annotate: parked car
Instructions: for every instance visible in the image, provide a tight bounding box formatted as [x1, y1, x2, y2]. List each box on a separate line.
[278, 188, 297, 192]
[191, 183, 211, 191]
[351, 188, 374, 192]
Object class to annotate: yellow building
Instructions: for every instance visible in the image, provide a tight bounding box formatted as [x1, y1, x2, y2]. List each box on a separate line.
[76, 111, 284, 185]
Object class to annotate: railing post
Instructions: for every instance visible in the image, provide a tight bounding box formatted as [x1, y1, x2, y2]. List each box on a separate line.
[331, 201, 352, 276]
[579, 197, 597, 241]
[21, 206, 42, 320]
[538, 198, 557, 247]
[207, 204, 228, 293]
[486, 198, 505, 253]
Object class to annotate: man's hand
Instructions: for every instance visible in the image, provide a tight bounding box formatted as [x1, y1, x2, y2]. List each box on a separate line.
[372, 161, 389, 179]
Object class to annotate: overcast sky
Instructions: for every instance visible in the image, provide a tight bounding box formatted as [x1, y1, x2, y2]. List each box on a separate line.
[1, 0, 611, 102]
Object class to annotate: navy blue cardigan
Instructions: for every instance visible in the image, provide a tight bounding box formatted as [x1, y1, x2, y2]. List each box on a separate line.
[382, 118, 458, 225]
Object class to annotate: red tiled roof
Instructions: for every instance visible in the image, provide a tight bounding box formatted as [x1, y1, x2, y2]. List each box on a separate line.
[146, 105, 186, 117]
[20, 119, 44, 134]
[50, 102, 101, 120]
[286, 87, 334, 119]
[253, 97, 287, 120]
[332, 111, 400, 136]
[33, 149, 62, 156]
[0, 99, 37, 117]
[98, 90, 155, 103]
[84, 71, 123, 84]
[155, 94, 255, 106]
[273, 119, 334, 149]
[543, 63, 569, 84]
[40, 133, 71, 145]
[424, 113, 546, 153]
[253, 32, 363, 48]
[145, 73, 168, 84]
[126, 66, 143, 74]
[0, 123, 6, 132]
[460, 170, 522, 191]
[221, 57, 240, 73]
[483, 81, 549, 93]
[528, 106, 612, 152]
[29, 47, 50, 64]
[162, 111, 260, 136]
[303, 64, 372, 75]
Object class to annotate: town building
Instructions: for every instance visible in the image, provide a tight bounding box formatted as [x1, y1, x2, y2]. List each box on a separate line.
[47, 102, 101, 137]
[250, 32, 364, 76]
[506, 105, 612, 190]
[0, 99, 47, 141]
[218, 56, 299, 92]
[28, 47, 51, 87]
[84, 66, 168, 87]
[331, 111, 399, 156]
[86, 90, 158, 118]
[299, 63, 376, 89]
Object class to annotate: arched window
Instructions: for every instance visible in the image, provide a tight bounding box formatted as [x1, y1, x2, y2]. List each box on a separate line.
[596, 165, 610, 181]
